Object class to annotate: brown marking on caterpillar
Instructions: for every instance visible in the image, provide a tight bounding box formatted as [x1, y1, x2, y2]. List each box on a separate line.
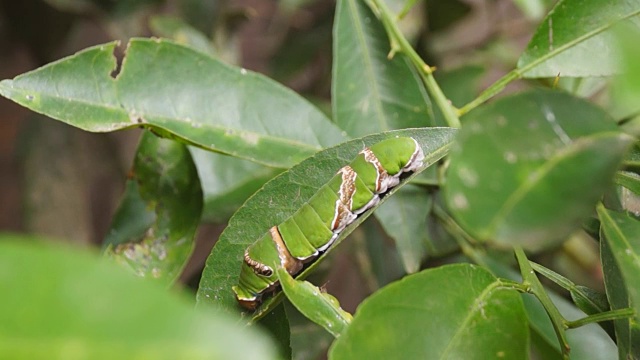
[270, 226, 304, 275]
[244, 249, 273, 277]
[361, 147, 391, 193]
[331, 166, 357, 232]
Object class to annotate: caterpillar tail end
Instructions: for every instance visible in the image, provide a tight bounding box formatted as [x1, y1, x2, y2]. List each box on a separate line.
[233, 285, 261, 311]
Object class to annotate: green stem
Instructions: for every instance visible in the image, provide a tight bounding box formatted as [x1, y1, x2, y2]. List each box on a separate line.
[567, 308, 635, 329]
[458, 8, 640, 116]
[457, 70, 521, 116]
[514, 247, 571, 359]
[367, 0, 461, 129]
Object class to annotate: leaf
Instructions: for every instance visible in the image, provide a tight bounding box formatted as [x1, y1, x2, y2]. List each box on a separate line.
[517, 0, 640, 78]
[146, 14, 281, 222]
[374, 185, 430, 273]
[329, 264, 528, 359]
[615, 171, 640, 196]
[276, 268, 351, 338]
[445, 89, 633, 250]
[332, 0, 433, 137]
[196, 128, 456, 319]
[104, 131, 202, 285]
[0, 38, 346, 168]
[0, 235, 277, 359]
[190, 147, 282, 222]
[609, 21, 640, 120]
[597, 205, 640, 359]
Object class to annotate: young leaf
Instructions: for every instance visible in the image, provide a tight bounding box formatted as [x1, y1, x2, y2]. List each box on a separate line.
[104, 131, 202, 285]
[276, 268, 351, 338]
[445, 89, 633, 250]
[332, 0, 433, 136]
[597, 205, 640, 359]
[196, 128, 456, 319]
[0, 236, 277, 359]
[0, 38, 346, 168]
[329, 264, 528, 359]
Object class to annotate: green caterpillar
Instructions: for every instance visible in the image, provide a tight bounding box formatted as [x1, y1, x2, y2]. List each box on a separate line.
[233, 137, 424, 310]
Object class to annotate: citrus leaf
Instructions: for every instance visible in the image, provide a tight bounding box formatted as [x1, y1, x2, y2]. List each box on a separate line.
[517, 0, 640, 78]
[597, 206, 640, 359]
[329, 264, 528, 359]
[445, 89, 633, 250]
[332, 0, 433, 136]
[103, 131, 202, 285]
[276, 268, 351, 338]
[0, 235, 277, 360]
[0, 38, 346, 168]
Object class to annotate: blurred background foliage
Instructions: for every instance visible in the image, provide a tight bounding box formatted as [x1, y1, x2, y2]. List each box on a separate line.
[6, 0, 622, 349]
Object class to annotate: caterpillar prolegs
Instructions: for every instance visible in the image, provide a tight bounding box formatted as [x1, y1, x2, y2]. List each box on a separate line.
[232, 137, 425, 310]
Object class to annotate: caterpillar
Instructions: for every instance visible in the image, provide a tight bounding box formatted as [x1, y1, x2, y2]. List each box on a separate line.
[232, 137, 425, 310]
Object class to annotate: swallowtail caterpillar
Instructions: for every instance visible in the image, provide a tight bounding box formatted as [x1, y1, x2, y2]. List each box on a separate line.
[233, 137, 425, 310]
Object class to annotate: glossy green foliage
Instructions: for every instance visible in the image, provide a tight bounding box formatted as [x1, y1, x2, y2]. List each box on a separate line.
[518, 0, 640, 77]
[330, 264, 528, 359]
[103, 131, 202, 285]
[598, 206, 640, 359]
[196, 128, 456, 319]
[0, 39, 345, 168]
[332, 0, 433, 136]
[276, 268, 351, 338]
[445, 89, 633, 250]
[0, 236, 277, 360]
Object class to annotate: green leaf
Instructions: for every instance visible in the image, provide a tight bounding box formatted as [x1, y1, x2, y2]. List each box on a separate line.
[332, 0, 433, 137]
[445, 89, 633, 250]
[196, 128, 456, 319]
[329, 264, 528, 359]
[190, 147, 282, 222]
[517, 0, 640, 78]
[615, 171, 640, 196]
[374, 185, 430, 273]
[104, 131, 202, 285]
[609, 21, 640, 120]
[597, 205, 640, 359]
[276, 268, 351, 338]
[0, 38, 346, 168]
[0, 235, 277, 359]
